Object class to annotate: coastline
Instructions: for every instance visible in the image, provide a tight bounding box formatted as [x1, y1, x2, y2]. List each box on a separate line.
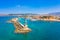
[39, 19, 60, 22]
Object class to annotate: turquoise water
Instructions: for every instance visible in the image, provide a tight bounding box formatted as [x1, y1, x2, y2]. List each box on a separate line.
[0, 16, 60, 40]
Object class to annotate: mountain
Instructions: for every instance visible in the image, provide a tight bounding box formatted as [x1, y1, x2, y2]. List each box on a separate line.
[48, 12, 60, 16]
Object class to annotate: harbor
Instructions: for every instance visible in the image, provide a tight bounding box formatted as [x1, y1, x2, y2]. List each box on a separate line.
[0, 16, 60, 40]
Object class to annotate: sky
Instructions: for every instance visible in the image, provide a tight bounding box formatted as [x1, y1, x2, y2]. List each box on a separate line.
[0, 0, 60, 14]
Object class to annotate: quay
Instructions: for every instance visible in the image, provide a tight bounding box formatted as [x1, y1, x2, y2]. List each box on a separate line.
[9, 18, 31, 34]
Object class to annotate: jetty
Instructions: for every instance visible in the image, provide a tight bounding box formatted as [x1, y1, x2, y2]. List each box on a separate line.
[9, 18, 31, 33]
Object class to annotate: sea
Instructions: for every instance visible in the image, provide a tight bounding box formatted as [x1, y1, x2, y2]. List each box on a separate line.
[0, 16, 60, 40]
